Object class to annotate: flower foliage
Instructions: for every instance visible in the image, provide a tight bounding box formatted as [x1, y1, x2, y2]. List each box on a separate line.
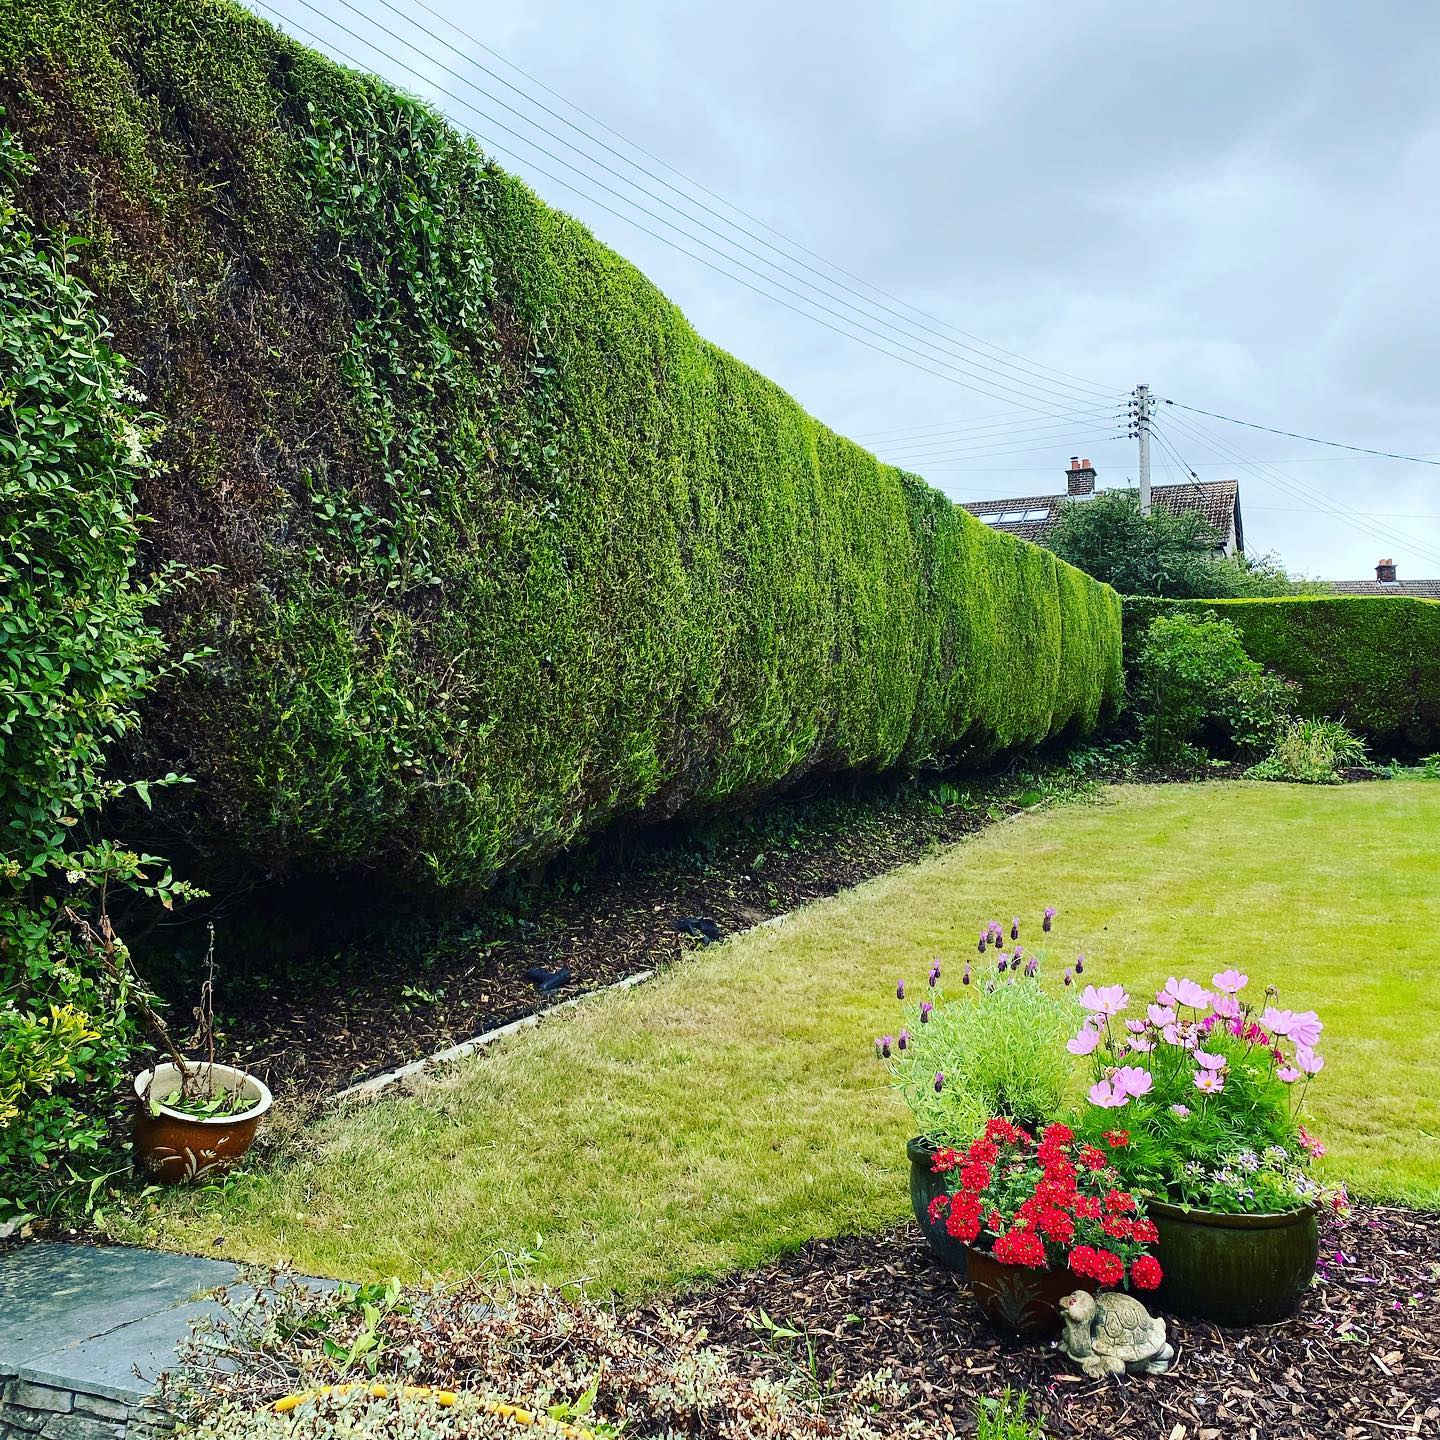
[927, 1119, 1160, 1290]
[1069, 962, 1335, 1213]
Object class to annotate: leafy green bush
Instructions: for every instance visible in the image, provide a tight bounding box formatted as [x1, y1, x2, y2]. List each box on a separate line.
[0, 0, 1123, 900]
[1123, 596, 1440, 750]
[0, 127, 185, 1222]
[885, 916, 1079, 1142]
[1131, 612, 1294, 762]
[1247, 718, 1368, 784]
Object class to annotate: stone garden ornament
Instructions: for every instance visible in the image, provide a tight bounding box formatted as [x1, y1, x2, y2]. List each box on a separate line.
[1058, 1290, 1175, 1377]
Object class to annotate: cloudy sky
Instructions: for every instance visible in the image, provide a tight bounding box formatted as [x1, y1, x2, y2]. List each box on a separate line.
[260, 0, 1440, 579]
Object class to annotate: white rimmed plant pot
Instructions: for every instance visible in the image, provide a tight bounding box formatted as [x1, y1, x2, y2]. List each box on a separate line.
[132, 1061, 273, 1184]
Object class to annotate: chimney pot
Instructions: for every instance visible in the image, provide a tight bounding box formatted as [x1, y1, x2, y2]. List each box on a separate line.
[1065, 456, 1097, 497]
[1376, 557, 1398, 583]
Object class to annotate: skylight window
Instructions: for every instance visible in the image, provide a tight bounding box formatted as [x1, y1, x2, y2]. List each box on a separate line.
[999, 510, 1027, 522]
[1022, 507, 1050, 521]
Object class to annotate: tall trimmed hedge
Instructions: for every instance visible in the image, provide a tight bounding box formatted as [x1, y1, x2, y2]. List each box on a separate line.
[1123, 596, 1440, 750]
[1, 0, 1121, 894]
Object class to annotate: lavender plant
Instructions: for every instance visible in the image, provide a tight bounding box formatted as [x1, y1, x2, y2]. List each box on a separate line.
[881, 910, 1079, 1143]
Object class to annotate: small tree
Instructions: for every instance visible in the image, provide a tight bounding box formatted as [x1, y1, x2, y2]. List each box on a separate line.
[1133, 612, 1295, 762]
[1046, 490, 1301, 599]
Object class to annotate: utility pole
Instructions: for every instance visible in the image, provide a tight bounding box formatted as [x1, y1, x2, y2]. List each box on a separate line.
[1133, 384, 1152, 515]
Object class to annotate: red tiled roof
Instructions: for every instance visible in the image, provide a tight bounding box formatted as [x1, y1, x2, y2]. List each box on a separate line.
[960, 480, 1242, 548]
[1328, 579, 1440, 598]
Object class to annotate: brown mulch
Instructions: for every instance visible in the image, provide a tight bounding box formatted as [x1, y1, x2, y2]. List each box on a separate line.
[666, 1205, 1440, 1440]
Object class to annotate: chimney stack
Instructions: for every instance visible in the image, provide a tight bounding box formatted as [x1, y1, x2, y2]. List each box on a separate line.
[1376, 557, 1397, 584]
[1066, 456, 1097, 497]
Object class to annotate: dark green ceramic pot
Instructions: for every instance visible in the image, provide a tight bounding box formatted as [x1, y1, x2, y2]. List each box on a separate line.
[1148, 1198, 1319, 1326]
[907, 1137, 969, 1275]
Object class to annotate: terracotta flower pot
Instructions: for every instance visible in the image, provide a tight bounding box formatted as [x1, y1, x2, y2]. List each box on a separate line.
[1147, 1197, 1318, 1326]
[907, 1137, 969, 1274]
[132, 1061, 273, 1184]
[966, 1246, 1097, 1337]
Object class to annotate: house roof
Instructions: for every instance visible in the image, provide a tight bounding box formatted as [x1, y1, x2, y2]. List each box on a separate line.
[960, 480, 1242, 548]
[1327, 579, 1440, 598]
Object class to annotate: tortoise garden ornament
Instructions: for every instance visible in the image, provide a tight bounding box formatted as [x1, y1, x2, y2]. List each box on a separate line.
[1058, 1290, 1175, 1377]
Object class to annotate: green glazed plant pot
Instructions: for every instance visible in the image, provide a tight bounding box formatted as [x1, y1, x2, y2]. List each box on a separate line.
[1147, 1198, 1319, 1326]
[907, 1137, 969, 1275]
[966, 1247, 1097, 1338]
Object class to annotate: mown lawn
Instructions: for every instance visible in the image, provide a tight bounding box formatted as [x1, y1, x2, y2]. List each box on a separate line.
[137, 781, 1440, 1293]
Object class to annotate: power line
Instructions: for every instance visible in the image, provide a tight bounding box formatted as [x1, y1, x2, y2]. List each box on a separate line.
[395, 0, 1121, 404]
[1161, 409, 1440, 564]
[862, 403, 1124, 450]
[853, 404, 1120, 442]
[882, 431, 1127, 468]
[248, 0, 1121, 413]
[1147, 422, 1199, 481]
[1161, 399, 1440, 468]
[877, 408, 1124, 460]
[1162, 409, 1440, 568]
[882, 428, 1126, 467]
[276, 0, 1112, 414]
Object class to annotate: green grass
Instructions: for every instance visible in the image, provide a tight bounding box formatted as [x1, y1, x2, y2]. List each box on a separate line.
[137, 781, 1440, 1293]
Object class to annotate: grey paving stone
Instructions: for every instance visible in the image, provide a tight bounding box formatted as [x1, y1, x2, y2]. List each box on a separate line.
[0, 1246, 238, 1372]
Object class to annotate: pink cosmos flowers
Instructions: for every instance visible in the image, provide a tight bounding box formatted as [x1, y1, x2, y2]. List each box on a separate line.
[1163, 977, 1212, 1011]
[1193, 1050, 1227, 1072]
[1260, 1006, 1297, 1037]
[1067, 1025, 1102, 1057]
[1212, 992, 1242, 1021]
[1147, 1003, 1176, 1028]
[1277, 1065, 1301, 1083]
[1289, 1011, 1323, 1048]
[1088, 1078, 1129, 1108]
[1113, 1066, 1153, 1098]
[1294, 1044, 1325, 1075]
[1079, 983, 1129, 1017]
[1194, 1069, 1225, 1095]
[1088, 1065, 1153, 1108]
[1211, 968, 1248, 994]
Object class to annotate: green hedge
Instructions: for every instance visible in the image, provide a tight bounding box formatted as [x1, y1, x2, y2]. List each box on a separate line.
[1, 0, 1122, 893]
[1122, 596, 1440, 750]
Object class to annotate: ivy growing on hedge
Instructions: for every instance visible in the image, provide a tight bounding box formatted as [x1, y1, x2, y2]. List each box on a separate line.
[1122, 596, 1440, 750]
[2, 0, 1122, 896]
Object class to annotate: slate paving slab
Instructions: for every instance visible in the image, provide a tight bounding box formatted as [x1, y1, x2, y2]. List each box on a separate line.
[0, 1242, 333, 1436]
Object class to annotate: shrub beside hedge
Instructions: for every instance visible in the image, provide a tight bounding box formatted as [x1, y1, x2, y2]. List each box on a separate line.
[1122, 596, 1440, 750]
[2, 0, 1122, 896]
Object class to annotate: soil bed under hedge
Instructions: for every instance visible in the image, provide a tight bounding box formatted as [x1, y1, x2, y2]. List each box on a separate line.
[666, 1204, 1440, 1439]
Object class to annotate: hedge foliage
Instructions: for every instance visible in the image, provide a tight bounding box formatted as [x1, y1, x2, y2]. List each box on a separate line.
[1, 0, 1121, 895]
[1123, 596, 1440, 750]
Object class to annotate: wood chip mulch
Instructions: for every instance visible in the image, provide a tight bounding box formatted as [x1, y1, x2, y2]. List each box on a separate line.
[665, 1205, 1440, 1440]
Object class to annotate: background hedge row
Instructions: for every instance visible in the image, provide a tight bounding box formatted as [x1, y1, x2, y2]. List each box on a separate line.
[2, 0, 1121, 896]
[1123, 596, 1440, 751]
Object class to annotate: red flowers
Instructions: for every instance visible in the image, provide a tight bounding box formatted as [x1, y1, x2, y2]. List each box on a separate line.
[1068, 1245, 1126, 1286]
[1130, 1254, 1163, 1290]
[940, 1116, 1161, 1292]
[930, 1147, 962, 1174]
[1103, 1129, 1131, 1148]
[994, 1229, 1047, 1268]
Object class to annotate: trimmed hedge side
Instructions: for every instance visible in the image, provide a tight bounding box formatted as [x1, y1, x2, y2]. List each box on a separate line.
[1122, 596, 1440, 750]
[1, 0, 1121, 893]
